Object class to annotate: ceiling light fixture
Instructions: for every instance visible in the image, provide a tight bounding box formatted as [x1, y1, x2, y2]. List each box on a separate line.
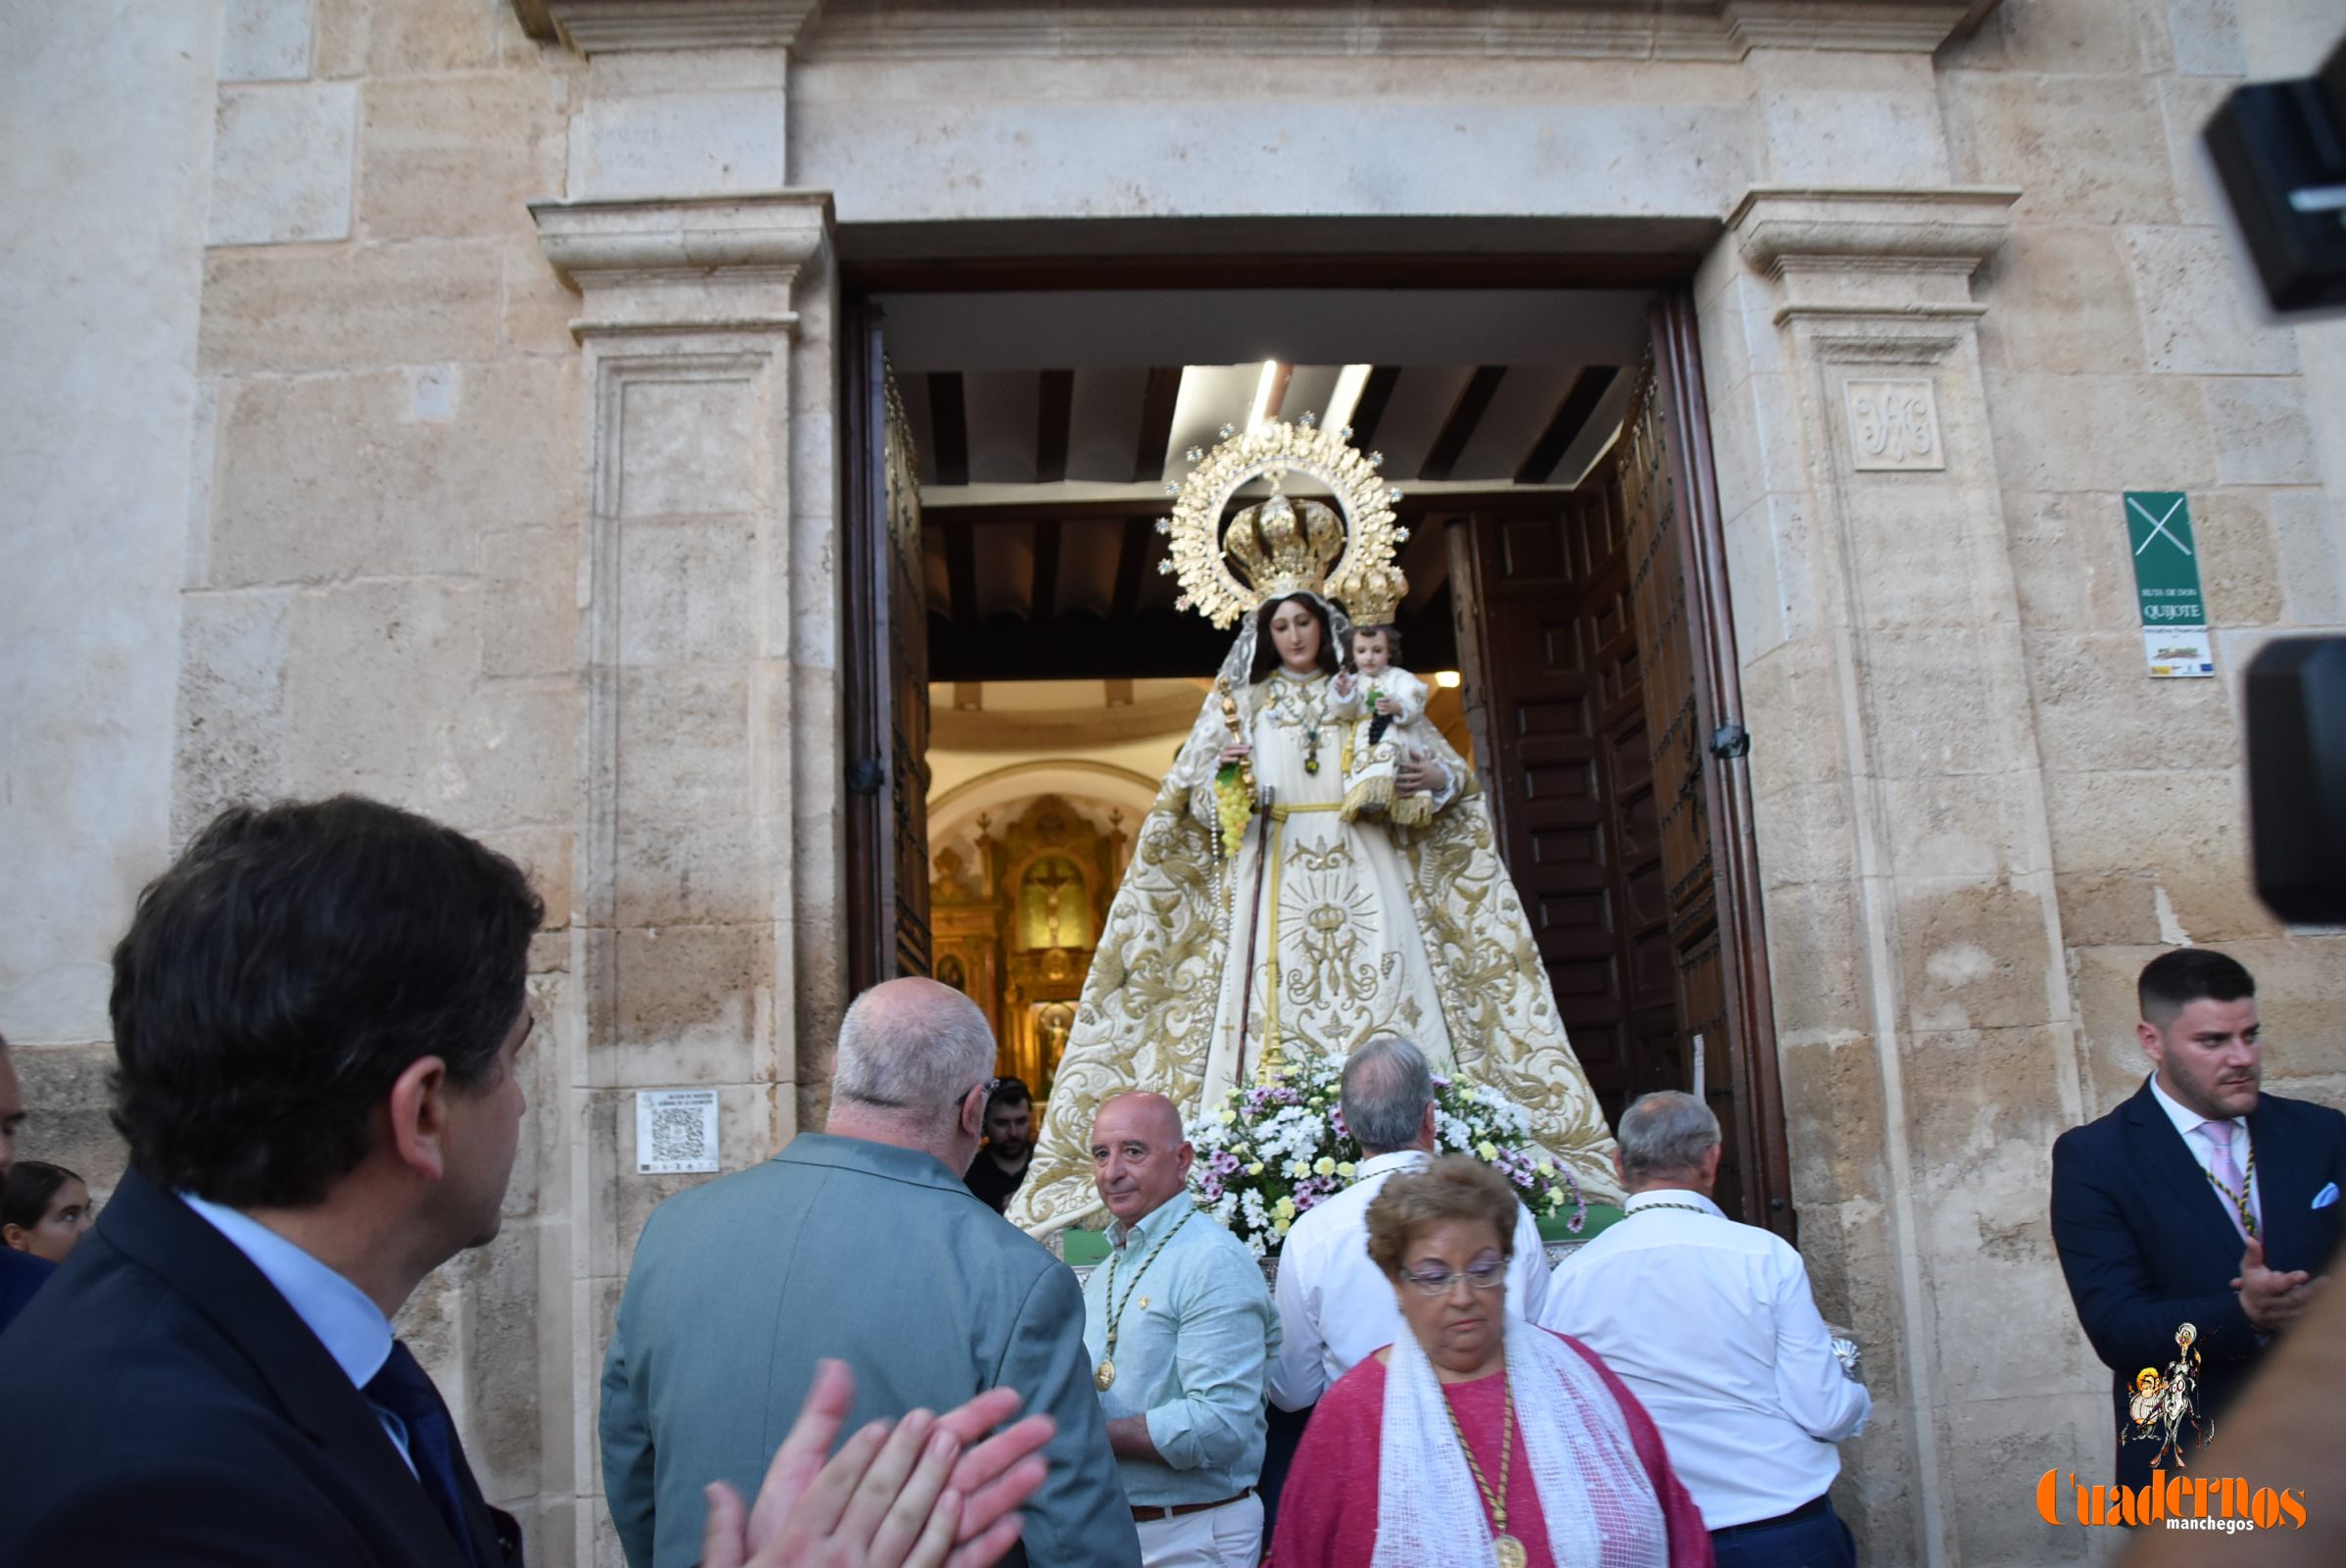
[1322, 364, 1373, 438]
[1246, 360, 1287, 432]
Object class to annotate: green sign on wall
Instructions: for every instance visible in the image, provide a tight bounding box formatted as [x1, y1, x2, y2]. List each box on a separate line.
[2124, 492, 2215, 678]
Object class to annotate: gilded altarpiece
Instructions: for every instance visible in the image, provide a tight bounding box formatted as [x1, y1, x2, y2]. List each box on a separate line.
[929, 796, 1130, 1096]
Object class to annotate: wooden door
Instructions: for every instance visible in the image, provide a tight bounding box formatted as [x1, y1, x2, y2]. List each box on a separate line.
[1451, 484, 1682, 1135]
[844, 306, 933, 990]
[1451, 294, 1789, 1234]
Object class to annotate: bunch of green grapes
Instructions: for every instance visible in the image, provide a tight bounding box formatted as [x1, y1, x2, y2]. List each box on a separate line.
[1214, 766, 1253, 857]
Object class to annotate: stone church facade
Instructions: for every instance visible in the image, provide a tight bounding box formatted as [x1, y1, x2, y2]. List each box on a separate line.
[5, 2, 2343, 1564]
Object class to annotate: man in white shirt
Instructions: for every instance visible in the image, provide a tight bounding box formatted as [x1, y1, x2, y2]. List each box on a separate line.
[1542, 1091, 1868, 1568]
[1267, 1036, 1549, 1412]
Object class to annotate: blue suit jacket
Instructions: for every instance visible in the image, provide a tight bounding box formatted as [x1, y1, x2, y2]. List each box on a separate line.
[0, 1168, 520, 1566]
[0, 1244, 53, 1337]
[602, 1133, 1141, 1568]
[2051, 1082, 2346, 1489]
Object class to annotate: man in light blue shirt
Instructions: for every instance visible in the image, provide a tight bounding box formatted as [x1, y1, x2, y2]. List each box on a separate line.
[1083, 1092, 1279, 1567]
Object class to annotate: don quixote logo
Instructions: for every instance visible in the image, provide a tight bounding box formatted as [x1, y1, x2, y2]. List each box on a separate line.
[2036, 1323, 2308, 1535]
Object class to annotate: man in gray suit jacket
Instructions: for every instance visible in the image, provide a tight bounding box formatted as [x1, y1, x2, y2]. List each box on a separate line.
[601, 978, 1141, 1568]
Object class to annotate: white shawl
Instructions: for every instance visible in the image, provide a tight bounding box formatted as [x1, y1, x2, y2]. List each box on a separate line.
[1372, 1316, 1670, 1568]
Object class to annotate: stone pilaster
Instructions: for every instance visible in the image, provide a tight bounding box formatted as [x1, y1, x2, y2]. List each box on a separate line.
[1700, 186, 2110, 1565]
[529, 190, 840, 1552]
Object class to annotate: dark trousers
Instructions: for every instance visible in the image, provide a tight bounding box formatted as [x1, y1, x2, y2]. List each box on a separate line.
[1256, 1401, 1313, 1544]
[1710, 1497, 1856, 1568]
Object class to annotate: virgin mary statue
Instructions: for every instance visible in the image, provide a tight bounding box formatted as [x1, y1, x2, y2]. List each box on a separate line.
[1007, 420, 1619, 1237]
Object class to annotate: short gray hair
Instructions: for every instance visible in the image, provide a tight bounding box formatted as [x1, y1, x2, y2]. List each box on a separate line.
[1616, 1091, 1721, 1181]
[830, 978, 996, 1116]
[1342, 1037, 1434, 1152]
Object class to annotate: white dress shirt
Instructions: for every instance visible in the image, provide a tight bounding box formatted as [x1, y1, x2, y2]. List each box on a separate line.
[2147, 1072, 2261, 1232]
[1267, 1149, 1549, 1410]
[180, 1192, 416, 1474]
[1540, 1189, 1869, 1530]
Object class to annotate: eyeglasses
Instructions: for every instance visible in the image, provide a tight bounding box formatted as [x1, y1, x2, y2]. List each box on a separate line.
[958, 1076, 1003, 1109]
[1399, 1254, 1507, 1297]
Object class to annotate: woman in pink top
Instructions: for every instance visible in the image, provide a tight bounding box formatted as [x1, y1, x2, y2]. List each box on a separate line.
[1271, 1156, 1712, 1568]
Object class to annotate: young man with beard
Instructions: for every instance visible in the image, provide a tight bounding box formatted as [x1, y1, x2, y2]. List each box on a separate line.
[2052, 948, 2346, 1490]
[965, 1077, 1036, 1215]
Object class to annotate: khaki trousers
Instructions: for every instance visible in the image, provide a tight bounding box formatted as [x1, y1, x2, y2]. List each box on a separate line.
[1133, 1492, 1264, 1568]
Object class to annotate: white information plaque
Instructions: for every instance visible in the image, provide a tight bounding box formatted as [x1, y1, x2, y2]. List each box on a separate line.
[636, 1088, 720, 1174]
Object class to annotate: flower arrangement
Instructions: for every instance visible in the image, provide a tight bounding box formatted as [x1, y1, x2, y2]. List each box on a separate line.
[1187, 1056, 1588, 1256]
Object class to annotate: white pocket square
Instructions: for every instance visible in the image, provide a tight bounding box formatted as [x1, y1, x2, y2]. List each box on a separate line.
[2314, 1182, 2339, 1210]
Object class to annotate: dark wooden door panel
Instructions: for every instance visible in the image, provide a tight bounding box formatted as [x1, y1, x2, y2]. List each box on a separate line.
[1453, 299, 1787, 1235]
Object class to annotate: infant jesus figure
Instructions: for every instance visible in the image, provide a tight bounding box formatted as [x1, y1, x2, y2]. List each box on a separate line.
[1331, 618, 1437, 828]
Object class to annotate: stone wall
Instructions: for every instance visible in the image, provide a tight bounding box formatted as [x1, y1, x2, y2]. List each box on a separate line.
[185, 0, 593, 1552]
[0, 0, 221, 1192]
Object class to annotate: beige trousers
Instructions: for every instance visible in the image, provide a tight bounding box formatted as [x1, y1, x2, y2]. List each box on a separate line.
[1133, 1492, 1264, 1568]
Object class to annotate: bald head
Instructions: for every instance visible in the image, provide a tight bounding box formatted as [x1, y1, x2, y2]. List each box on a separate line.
[1091, 1092, 1193, 1226]
[831, 977, 996, 1119]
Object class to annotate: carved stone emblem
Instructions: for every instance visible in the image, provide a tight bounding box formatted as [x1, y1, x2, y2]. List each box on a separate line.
[1842, 378, 1945, 472]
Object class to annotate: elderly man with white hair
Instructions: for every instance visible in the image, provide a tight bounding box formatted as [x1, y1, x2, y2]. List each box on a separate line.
[601, 977, 1142, 1568]
[1540, 1091, 1870, 1568]
[1268, 1037, 1550, 1413]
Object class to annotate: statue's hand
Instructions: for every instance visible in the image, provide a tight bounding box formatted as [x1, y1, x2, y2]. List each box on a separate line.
[1217, 742, 1252, 766]
[1394, 750, 1447, 796]
[1332, 672, 1354, 699]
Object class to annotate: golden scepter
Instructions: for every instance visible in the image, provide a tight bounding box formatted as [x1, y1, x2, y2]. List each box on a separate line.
[1211, 676, 1255, 858]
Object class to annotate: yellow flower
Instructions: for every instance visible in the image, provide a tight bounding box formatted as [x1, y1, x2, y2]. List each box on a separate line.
[1337, 1161, 1356, 1179]
[1274, 1197, 1297, 1220]
[1219, 1107, 1237, 1125]
[1273, 1217, 1292, 1237]
[1247, 1162, 1264, 1176]
[1313, 1156, 1338, 1177]
[1477, 1141, 1498, 1161]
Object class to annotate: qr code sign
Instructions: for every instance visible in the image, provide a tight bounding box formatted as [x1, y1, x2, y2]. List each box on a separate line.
[636, 1089, 720, 1174]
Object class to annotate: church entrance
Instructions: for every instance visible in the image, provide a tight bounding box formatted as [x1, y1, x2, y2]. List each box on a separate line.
[840, 263, 1791, 1235]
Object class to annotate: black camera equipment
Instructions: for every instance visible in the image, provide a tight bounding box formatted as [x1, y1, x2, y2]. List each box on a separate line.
[2204, 31, 2346, 312]
[2246, 638, 2346, 926]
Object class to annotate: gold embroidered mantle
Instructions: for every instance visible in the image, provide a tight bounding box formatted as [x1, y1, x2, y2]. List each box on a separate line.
[1007, 671, 1621, 1238]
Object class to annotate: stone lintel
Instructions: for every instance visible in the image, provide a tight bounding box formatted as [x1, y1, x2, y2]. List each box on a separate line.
[514, 0, 824, 52]
[1731, 186, 2018, 320]
[1721, 0, 1998, 54]
[514, 1, 2002, 61]
[530, 192, 834, 334]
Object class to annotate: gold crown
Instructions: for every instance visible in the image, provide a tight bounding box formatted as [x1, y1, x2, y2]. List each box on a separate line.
[1162, 416, 1408, 628]
[1343, 564, 1408, 625]
[1225, 495, 1344, 601]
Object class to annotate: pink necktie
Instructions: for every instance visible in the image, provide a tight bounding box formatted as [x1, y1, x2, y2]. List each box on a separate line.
[2201, 1120, 2252, 1242]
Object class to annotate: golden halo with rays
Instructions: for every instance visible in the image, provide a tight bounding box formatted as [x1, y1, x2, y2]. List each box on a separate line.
[1156, 416, 1408, 629]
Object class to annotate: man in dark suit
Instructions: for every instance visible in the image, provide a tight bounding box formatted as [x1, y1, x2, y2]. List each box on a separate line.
[0, 799, 542, 1566]
[2052, 948, 2346, 1491]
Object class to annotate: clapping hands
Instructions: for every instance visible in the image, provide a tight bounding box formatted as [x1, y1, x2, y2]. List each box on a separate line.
[703, 1359, 1054, 1568]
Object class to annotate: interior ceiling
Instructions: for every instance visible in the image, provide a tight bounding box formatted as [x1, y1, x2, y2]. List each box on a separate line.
[882, 287, 1654, 681]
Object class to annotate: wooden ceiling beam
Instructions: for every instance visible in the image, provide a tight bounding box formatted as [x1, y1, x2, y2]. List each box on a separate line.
[1036, 368, 1074, 484]
[928, 370, 970, 487]
[1515, 365, 1620, 485]
[1348, 365, 1402, 453]
[1111, 514, 1156, 618]
[1133, 366, 1182, 482]
[1416, 365, 1507, 482]
[1030, 516, 1061, 620]
[946, 517, 980, 629]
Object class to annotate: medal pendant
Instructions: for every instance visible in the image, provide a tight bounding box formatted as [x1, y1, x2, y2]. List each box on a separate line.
[1095, 1357, 1116, 1391]
[1493, 1535, 1527, 1568]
